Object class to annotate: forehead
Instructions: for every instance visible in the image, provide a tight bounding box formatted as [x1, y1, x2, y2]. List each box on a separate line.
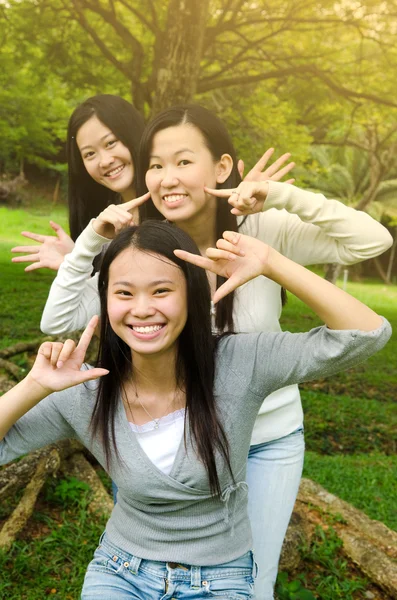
[109, 248, 184, 285]
[150, 124, 208, 156]
[76, 115, 112, 149]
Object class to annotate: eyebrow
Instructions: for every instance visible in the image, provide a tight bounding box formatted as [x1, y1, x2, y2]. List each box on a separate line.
[79, 132, 114, 152]
[150, 149, 195, 159]
[112, 279, 175, 287]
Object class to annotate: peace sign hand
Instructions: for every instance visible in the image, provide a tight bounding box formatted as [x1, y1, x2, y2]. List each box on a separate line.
[238, 148, 295, 184]
[92, 192, 151, 239]
[175, 232, 272, 303]
[26, 316, 109, 395]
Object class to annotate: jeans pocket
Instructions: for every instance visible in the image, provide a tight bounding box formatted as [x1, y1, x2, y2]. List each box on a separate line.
[87, 545, 123, 575]
[205, 575, 254, 600]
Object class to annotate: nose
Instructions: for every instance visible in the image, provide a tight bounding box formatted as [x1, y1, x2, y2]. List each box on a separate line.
[130, 294, 156, 318]
[99, 150, 115, 169]
[160, 166, 179, 188]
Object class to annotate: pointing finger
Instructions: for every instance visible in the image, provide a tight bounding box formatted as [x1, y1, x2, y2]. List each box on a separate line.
[20, 231, 46, 243]
[174, 249, 217, 272]
[204, 187, 236, 198]
[122, 192, 151, 211]
[76, 315, 99, 356]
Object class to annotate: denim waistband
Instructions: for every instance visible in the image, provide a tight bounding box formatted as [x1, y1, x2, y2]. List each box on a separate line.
[98, 533, 256, 584]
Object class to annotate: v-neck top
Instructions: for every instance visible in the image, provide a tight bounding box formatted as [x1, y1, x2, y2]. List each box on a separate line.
[0, 319, 391, 565]
[129, 409, 185, 475]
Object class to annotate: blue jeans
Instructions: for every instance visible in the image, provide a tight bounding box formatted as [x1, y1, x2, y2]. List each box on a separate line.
[81, 533, 257, 599]
[246, 426, 305, 600]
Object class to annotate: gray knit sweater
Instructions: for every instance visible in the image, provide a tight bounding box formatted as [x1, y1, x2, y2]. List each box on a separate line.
[0, 320, 391, 565]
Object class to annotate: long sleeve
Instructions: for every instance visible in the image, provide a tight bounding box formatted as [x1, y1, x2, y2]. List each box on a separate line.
[217, 318, 391, 405]
[244, 181, 393, 266]
[0, 387, 79, 466]
[40, 223, 110, 334]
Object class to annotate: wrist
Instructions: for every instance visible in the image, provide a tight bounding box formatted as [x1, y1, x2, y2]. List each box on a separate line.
[24, 373, 53, 401]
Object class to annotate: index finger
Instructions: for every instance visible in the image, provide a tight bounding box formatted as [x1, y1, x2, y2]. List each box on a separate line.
[122, 192, 151, 212]
[76, 315, 99, 355]
[247, 148, 275, 174]
[174, 249, 218, 273]
[21, 231, 46, 243]
[204, 187, 236, 198]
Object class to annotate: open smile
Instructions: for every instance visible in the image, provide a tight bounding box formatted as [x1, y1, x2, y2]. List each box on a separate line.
[162, 193, 188, 207]
[127, 323, 166, 340]
[105, 164, 125, 179]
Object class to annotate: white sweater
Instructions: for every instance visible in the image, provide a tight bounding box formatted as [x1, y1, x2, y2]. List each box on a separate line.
[40, 181, 392, 445]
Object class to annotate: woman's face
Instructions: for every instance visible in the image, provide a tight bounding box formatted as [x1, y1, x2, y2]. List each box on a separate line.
[76, 115, 135, 201]
[107, 247, 188, 359]
[145, 123, 232, 224]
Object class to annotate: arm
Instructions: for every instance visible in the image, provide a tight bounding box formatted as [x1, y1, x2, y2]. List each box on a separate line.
[206, 181, 393, 265]
[0, 318, 108, 461]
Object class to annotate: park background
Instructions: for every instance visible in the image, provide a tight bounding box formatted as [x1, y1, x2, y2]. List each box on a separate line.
[0, 0, 396, 598]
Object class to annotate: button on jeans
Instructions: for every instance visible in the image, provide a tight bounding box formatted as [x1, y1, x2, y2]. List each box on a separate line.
[81, 533, 256, 599]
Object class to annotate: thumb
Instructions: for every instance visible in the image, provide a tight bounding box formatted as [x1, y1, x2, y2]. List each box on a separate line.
[237, 159, 245, 179]
[213, 275, 241, 304]
[50, 221, 67, 238]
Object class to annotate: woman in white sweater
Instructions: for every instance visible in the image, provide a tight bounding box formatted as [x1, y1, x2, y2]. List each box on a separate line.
[28, 105, 393, 599]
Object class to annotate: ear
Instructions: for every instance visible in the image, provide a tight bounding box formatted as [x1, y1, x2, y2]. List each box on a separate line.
[215, 154, 233, 184]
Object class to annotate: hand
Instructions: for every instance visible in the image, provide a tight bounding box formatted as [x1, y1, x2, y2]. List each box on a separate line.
[175, 231, 272, 303]
[237, 148, 295, 184]
[26, 316, 109, 394]
[205, 181, 270, 216]
[11, 221, 74, 271]
[92, 192, 151, 239]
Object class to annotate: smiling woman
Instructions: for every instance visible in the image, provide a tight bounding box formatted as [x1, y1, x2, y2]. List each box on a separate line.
[0, 220, 391, 600]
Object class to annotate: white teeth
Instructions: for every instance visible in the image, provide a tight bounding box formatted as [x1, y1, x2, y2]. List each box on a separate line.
[106, 165, 124, 177]
[132, 325, 163, 333]
[163, 194, 186, 203]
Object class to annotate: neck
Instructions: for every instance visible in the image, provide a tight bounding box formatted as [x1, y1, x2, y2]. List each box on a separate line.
[176, 202, 217, 254]
[130, 348, 180, 396]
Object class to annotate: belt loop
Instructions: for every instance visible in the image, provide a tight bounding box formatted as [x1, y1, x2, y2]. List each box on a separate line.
[129, 555, 142, 575]
[190, 565, 201, 588]
[251, 551, 258, 579]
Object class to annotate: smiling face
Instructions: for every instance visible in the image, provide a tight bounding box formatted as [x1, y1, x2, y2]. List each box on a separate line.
[107, 247, 188, 360]
[145, 123, 232, 225]
[76, 115, 135, 201]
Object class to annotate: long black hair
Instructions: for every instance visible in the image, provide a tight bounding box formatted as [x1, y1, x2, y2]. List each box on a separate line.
[91, 220, 233, 496]
[137, 104, 243, 332]
[67, 94, 145, 242]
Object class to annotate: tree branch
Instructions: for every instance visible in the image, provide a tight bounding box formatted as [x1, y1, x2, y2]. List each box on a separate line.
[117, 0, 158, 34]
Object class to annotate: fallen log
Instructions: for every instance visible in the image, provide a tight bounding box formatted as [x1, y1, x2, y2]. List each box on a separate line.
[62, 452, 113, 518]
[0, 448, 61, 551]
[0, 358, 23, 381]
[0, 338, 55, 360]
[0, 439, 83, 501]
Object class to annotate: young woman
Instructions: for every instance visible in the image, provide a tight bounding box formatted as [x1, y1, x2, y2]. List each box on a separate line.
[11, 94, 145, 271]
[0, 220, 391, 599]
[37, 105, 392, 598]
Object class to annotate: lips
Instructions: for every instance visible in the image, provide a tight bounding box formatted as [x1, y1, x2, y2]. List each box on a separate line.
[105, 164, 125, 178]
[162, 193, 188, 207]
[127, 323, 166, 340]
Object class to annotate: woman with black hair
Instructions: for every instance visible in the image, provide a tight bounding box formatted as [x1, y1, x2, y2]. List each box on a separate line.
[0, 220, 391, 599]
[11, 94, 145, 271]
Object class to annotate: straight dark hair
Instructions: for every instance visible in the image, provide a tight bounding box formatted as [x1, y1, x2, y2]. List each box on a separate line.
[67, 94, 145, 242]
[91, 220, 233, 496]
[137, 104, 243, 332]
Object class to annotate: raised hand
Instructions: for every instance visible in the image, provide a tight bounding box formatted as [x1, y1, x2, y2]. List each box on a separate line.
[175, 232, 272, 303]
[26, 316, 109, 394]
[92, 192, 151, 239]
[11, 221, 74, 272]
[237, 148, 295, 184]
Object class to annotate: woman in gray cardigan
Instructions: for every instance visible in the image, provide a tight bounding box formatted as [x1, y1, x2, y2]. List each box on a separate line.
[0, 221, 390, 599]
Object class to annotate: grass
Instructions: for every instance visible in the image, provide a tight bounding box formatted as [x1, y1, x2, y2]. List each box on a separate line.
[0, 203, 396, 598]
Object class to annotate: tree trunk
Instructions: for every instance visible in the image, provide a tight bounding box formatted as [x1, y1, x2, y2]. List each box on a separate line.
[151, 0, 210, 114]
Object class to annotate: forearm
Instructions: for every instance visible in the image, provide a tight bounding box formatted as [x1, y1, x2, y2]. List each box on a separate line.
[266, 248, 382, 331]
[0, 376, 49, 441]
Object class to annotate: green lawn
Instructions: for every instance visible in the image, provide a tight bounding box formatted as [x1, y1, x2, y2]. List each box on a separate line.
[0, 204, 396, 598]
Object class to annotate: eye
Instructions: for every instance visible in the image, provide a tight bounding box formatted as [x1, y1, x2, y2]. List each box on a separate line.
[148, 163, 162, 170]
[83, 151, 95, 160]
[115, 290, 132, 297]
[178, 159, 191, 166]
[106, 139, 117, 148]
[154, 288, 171, 295]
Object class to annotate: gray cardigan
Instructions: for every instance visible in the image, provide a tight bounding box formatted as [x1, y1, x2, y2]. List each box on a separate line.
[0, 320, 391, 566]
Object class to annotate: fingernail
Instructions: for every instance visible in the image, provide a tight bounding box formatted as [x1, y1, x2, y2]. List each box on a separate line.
[228, 254, 236, 260]
[57, 361, 63, 369]
[239, 250, 245, 256]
